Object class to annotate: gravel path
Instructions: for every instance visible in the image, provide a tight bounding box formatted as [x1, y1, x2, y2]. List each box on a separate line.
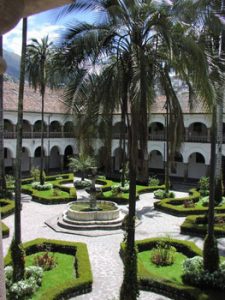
[3, 190, 225, 300]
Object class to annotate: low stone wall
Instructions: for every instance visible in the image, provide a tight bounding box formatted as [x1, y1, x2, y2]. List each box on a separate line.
[66, 201, 120, 221]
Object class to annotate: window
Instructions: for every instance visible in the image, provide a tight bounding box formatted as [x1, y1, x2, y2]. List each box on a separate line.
[196, 153, 205, 163]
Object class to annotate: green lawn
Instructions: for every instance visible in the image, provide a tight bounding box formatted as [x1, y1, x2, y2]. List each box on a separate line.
[25, 252, 75, 300]
[34, 189, 70, 198]
[138, 250, 187, 284]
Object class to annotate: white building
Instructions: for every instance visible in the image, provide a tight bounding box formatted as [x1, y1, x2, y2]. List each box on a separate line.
[3, 81, 225, 180]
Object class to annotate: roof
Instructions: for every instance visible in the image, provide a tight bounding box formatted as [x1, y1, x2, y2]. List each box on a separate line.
[3, 80, 71, 114]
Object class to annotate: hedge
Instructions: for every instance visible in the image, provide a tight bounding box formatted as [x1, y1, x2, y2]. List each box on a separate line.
[21, 173, 77, 204]
[153, 189, 222, 216]
[1, 221, 9, 238]
[120, 237, 214, 300]
[0, 199, 15, 218]
[4, 238, 93, 300]
[181, 214, 225, 237]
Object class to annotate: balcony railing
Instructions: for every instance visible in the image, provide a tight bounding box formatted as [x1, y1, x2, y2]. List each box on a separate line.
[186, 135, 209, 143]
[149, 133, 165, 141]
[4, 131, 75, 139]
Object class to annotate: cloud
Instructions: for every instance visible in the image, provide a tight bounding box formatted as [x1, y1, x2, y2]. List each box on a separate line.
[3, 18, 65, 56]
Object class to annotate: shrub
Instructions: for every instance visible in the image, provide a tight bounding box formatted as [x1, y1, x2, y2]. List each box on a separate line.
[149, 176, 160, 187]
[198, 176, 209, 196]
[31, 182, 53, 191]
[74, 180, 91, 189]
[31, 167, 46, 182]
[33, 244, 57, 271]
[52, 188, 61, 197]
[154, 189, 174, 199]
[183, 199, 195, 208]
[5, 265, 43, 300]
[70, 187, 77, 198]
[182, 256, 225, 290]
[151, 240, 176, 266]
[5, 175, 15, 188]
[201, 196, 209, 207]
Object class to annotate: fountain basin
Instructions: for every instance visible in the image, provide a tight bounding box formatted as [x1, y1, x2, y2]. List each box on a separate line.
[65, 201, 120, 221]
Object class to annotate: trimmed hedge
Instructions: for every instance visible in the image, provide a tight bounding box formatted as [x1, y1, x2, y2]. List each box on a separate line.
[4, 238, 93, 300]
[21, 174, 77, 204]
[153, 189, 220, 216]
[120, 237, 214, 300]
[181, 214, 225, 237]
[1, 221, 9, 238]
[0, 199, 15, 218]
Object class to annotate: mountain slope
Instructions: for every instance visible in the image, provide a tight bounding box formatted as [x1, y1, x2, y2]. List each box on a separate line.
[3, 49, 20, 80]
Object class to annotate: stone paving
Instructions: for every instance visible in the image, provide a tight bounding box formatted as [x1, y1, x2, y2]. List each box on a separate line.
[2, 189, 225, 300]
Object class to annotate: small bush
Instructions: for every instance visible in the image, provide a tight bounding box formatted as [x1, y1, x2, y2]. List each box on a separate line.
[201, 196, 209, 207]
[198, 176, 209, 196]
[151, 240, 176, 266]
[5, 265, 43, 300]
[183, 199, 195, 208]
[182, 256, 225, 290]
[31, 167, 46, 182]
[149, 176, 160, 187]
[52, 188, 61, 197]
[74, 180, 91, 189]
[33, 244, 57, 271]
[154, 189, 174, 199]
[31, 182, 53, 191]
[5, 175, 15, 188]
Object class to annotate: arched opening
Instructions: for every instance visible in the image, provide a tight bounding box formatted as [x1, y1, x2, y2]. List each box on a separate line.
[21, 147, 30, 172]
[149, 122, 165, 140]
[188, 122, 208, 142]
[49, 121, 61, 138]
[188, 152, 207, 179]
[97, 146, 109, 171]
[49, 146, 61, 170]
[64, 145, 74, 169]
[171, 152, 184, 176]
[22, 120, 32, 138]
[64, 121, 74, 138]
[33, 147, 46, 169]
[148, 150, 164, 173]
[112, 122, 127, 139]
[4, 119, 14, 138]
[33, 120, 47, 138]
[113, 147, 126, 171]
[4, 148, 13, 174]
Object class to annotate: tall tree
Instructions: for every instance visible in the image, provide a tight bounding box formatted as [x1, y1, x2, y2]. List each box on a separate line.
[0, 34, 6, 300]
[26, 36, 53, 185]
[58, 1, 214, 298]
[0, 36, 6, 198]
[11, 17, 27, 283]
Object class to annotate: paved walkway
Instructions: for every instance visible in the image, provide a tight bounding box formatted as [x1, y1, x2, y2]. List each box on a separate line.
[2, 190, 225, 300]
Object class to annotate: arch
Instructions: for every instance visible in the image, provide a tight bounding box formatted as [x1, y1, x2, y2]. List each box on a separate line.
[184, 116, 210, 128]
[4, 119, 14, 131]
[64, 121, 74, 132]
[188, 122, 208, 142]
[187, 152, 207, 179]
[33, 146, 46, 169]
[22, 119, 32, 131]
[64, 145, 74, 168]
[4, 147, 13, 174]
[148, 150, 164, 170]
[33, 120, 47, 132]
[49, 146, 61, 170]
[149, 122, 165, 140]
[21, 147, 30, 172]
[49, 120, 61, 132]
[113, 147, 126, 171]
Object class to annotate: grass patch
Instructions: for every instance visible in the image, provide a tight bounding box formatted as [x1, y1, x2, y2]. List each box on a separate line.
[34, 189, 69, 198]
[139, 250, 187, 284]
[25, 252, 75, 300]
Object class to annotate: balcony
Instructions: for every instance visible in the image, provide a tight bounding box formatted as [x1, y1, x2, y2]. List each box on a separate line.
[3, 131, 75, 139]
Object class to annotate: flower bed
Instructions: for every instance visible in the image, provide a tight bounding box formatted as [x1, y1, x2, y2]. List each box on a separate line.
[4, 238, 93, 300]
[120, 237, 222, 300]
[181, 214, 225, 237]
[0, 199, 15, 218]
[154, 189, 225, 216]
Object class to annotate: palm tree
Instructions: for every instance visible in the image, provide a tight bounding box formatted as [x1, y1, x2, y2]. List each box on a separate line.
[11, 17, 27, 283]
[0, 34, 6, 300]
[58, 1, 214, 298]
[68, 154, 96, 181]
[26, 36, 53, 185]
[0, 36, 6, 198]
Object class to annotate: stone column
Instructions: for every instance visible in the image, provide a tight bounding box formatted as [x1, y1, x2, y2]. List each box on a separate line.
[183, 163, 189, 182]
[207, 128, 211, 143]
[60, 155, 64, 172]
[29, 157, 34, 172]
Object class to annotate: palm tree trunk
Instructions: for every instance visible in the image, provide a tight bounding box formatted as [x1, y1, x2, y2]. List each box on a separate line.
[165, 99, 170, 193]
[0, 34, 6, 300]
[12, 17, 27, 282]
[40, 91, 45, 185]
[120, 109, 139, 300]
[203, 105, 219, 272]
[0, 36, 6, 198]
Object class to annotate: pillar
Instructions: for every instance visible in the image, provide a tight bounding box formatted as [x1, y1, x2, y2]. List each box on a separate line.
[183, 163, 189, 182]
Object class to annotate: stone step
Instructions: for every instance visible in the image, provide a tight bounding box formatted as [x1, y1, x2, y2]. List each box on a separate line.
[57, 216, 123, 231]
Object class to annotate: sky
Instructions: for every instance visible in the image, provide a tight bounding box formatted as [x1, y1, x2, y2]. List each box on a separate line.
[3, 5, 95, 56]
